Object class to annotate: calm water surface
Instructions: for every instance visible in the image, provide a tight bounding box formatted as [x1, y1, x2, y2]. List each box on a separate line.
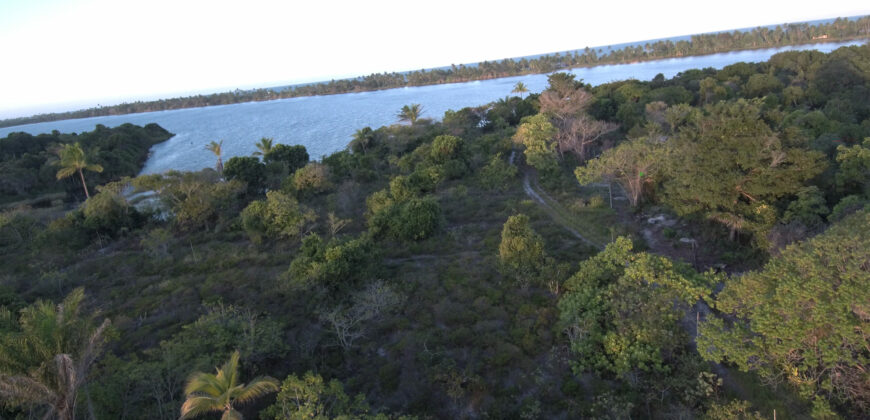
[1, 41, 864, 174]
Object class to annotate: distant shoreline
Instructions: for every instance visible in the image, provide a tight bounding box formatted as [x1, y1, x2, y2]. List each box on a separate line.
[2, 16, 868, 129]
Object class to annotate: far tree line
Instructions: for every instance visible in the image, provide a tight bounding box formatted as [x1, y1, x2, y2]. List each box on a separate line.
[2, 16, 868, 128]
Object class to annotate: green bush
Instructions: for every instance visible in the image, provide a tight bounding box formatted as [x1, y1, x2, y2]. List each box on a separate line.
[240, 191, 316, 243]
[479, 153, 518, 191]
[81, 191, 140, 236]
[430, 135, 464, 163]
[289, 162, 333, 197]
[223, 156, 266, 194]
[264, 144, 308, 173]
[283, 234, 378, 294]
[387, 197, 442, 241]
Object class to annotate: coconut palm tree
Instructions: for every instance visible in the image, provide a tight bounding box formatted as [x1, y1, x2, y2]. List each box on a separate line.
[180, 350, 279, 420]
[252, 137, 274, 157]
[0, 288, 111, 420]
[512, 81, 529, 98]
[397, 104, 424, 126]
[206, 140, 224, 174]
[55, 142, 103, 199]
[350, 127, 374, 153]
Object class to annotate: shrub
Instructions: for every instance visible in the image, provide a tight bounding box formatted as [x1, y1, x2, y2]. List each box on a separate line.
[240, 191, 316, 243]
[81, 191, 139, 237]
[479, 153, 518, 191]
[290, 162, 332, 197]
[429, 135, 464, 163]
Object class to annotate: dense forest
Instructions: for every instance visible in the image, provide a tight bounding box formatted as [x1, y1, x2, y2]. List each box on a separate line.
[2, 16, 870, 129]
[1, 43, 869, 419]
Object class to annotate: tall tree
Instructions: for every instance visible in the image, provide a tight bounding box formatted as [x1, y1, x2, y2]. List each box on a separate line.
[397, 104, 424, 126]
[205, 140, 224, 174]
[698, 210, 870, 416]
[252, 137, 274, 157]
[0, 288, 111, 420]
[576, 137, 667, 207]
[180, 350, 279, 420]
[540, 73, 617, 160]
[511, 81, 529, 98]
[558, 237, 708, 376]
[513, 114, 559, 173]
[662, 100, 825, 243]
[55, 142, 104, 199]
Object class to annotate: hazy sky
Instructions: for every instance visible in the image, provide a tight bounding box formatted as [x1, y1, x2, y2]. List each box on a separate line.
[1, 0, 868, 119]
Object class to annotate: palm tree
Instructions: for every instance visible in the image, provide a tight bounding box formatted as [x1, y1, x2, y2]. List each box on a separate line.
[397, 104, 424, 126]
[55, 142, 103, 199]
[350, 127, 374, 153]
[252, 137, 274, 157]
[0, 288, 111, 420]
[180, 350, 279, 420]
[206, 140, 224, 174]
[512, 81, 529, 98]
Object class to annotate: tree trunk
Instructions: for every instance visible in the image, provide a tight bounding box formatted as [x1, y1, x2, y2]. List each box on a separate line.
[78, 169, 90, 199]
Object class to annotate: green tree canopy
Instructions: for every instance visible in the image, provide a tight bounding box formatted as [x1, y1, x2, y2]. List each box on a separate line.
[558, 237, 709, 376]
[224, 156, 266, 195]
[261, 371, 371, 420]
[264, 144, 309, 174]
[240, 190, 316, 243]
[498, 214, 547, 282]
[698, 210, 870, 415]
[513, 114, 558, 173]
[662, 100, 825, 244]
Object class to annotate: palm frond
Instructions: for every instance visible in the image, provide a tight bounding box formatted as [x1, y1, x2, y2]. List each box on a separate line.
[76, 318, 110, 386]
[206, 140, 224, 156]
[84, 163, 104, 173]
[221, 408, 243, 420]
[56, 167, 77, 180]
[217, 350, 241, 389]
[184, 372, 225, 397]
[180, 395, 224, 419]
[0, 374, 57, 406]
[233, 376, 279, 404]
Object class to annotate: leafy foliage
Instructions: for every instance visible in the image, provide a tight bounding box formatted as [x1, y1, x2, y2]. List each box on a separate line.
[180, 350, 279, 420]
[662, 100, 825, 244]
[224, 156, 267, 195]
[559, 238, 709, 375]
[513, 114, 558, 173]
[265, 144, 309, 174]
[698, 210, 870, 415]
[261, 372, 373, 420]
[240, 191, 316, 243]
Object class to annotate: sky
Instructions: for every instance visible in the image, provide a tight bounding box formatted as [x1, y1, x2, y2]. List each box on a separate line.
[1, 0, 869, 119]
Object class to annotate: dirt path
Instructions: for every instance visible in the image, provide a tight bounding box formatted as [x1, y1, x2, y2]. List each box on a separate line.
[522, 171, 603, 250]
[511, 151, 751, 400]
[511, 151, 604, 249]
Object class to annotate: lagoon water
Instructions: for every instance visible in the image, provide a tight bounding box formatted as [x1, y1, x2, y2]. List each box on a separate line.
[1, 41, 865, 174]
